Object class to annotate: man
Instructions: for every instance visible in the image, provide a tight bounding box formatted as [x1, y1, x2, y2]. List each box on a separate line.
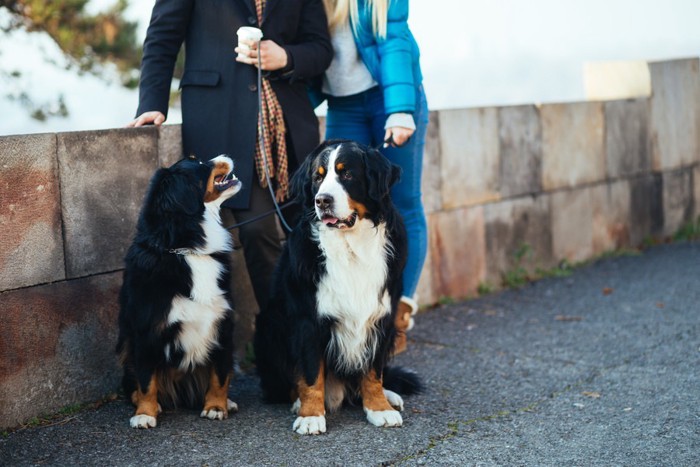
[128, 0, 332, 310]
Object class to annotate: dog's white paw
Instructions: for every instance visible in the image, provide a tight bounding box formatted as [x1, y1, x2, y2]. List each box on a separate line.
[293, 415, 326, 435]
[227, 399, 239, 412]
[130, 414, 157, 429]
[383, 389, 404, 411]
[365, 409, 403, 427]
[200, 406, 227, 420]
[290, 398, 301, 414]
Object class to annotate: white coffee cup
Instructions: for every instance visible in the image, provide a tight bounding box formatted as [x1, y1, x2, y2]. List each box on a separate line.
[237, 27, 263, 60]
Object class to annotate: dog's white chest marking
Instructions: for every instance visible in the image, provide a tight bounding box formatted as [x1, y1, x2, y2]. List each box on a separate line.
[199, 204, 232, 254]
[315, 220, 392, 372]
[166, 209, 231, 370]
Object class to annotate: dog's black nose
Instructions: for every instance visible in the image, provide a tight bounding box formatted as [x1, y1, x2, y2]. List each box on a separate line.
[315, 194, 333, 210]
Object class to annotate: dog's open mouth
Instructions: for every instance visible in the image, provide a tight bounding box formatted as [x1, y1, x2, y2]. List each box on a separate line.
[214, 172, 240, 192]
[321, 211, 358, 229]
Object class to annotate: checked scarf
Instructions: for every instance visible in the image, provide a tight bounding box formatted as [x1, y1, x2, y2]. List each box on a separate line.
[254, 0, 289, 201]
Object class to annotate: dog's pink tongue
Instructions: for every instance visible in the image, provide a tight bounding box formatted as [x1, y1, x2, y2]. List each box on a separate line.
[324, 217, 339, 225]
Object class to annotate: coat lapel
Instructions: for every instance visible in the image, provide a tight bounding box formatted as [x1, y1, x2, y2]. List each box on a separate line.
[236, 0, 255, 20]
[262, 0, 280, 25]
[236, 0, 279, 26]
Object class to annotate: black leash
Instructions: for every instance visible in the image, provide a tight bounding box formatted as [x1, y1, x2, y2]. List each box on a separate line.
[255, 39, 293, 233]
[224, 201, 295, 231]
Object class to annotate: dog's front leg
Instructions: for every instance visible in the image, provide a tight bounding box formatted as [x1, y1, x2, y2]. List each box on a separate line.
[361, 369, 402, 427]
[201, 368, 236, 420]
[130, 372, 161, 428]
[292, 361, 326, 435]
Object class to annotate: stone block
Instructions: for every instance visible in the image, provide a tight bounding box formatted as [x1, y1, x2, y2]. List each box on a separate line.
[649, 58, 700, 170]
[318, 116, 326, 142]
[0, 133, 65, 291]
[583, 60, 651, 101]
[484, 196, 553, 285]
[415, 225, 436, 307]
[605, 98, 651, 178]
[428, 207, 486, 300]
[157, 124, 183, 168]
[695, 166, 700, 219]
[439, 108, 500, 209]
[499, 105, 542, 198]
[661, 168, 694, 237]
[0, 273, 122, 430]
[590, 181, 632, 254]
[550, 188, 593, 263]
[629, 174, 663, 245]
[57, 128, 158, 278]
[541, 102, 606, 190]
[421, 111, 442, 214]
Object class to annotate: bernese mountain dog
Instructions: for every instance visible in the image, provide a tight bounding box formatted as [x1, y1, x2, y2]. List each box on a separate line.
[254, 139, 421, 435]
[117, 155, 241, 429]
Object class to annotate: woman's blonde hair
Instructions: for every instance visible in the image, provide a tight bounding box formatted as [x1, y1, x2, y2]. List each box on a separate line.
[323, 0, 389, 39]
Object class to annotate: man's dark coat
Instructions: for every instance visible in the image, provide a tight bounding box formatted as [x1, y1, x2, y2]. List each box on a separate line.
[137, 0, 332, 209]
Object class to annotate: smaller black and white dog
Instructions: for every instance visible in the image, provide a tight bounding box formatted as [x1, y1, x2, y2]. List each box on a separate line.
[254, 140, 421, 435]
[117, 155, 241, 429]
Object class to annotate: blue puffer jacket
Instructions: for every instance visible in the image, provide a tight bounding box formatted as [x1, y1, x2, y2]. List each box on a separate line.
[352, 0, 423, 114]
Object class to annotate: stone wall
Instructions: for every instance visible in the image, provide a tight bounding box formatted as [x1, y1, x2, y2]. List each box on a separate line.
[1, 58, 698, 429]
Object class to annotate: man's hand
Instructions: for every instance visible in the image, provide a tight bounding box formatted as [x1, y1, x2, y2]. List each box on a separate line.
[126, 111, 166, 128]
[235, 39, 288, 71]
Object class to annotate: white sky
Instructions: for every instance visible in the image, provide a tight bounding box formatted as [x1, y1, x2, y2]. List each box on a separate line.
[120, 0, 700, 109]
[409, 0, 700, 107]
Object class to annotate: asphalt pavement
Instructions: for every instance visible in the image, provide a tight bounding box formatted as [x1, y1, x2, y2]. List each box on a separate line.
[1, 242, 698, 466]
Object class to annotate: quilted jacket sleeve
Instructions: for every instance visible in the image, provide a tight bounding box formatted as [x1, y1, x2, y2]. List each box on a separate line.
[376, 0, 417, 114]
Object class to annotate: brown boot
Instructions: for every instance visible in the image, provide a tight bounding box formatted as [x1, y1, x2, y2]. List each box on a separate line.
[393, 296, 418, 355]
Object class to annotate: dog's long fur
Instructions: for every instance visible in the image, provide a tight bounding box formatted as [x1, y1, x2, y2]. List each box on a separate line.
[117, 155, 241, 429]
[254, 140, 421, 435]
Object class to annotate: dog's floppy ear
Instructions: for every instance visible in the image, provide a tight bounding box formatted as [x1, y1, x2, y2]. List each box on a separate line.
[144, 167, 203, 221]
[363, 145, 402, 201]
[291, 140, 339, 205]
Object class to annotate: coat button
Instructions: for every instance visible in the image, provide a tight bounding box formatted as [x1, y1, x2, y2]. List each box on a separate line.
[248, 16, 257, 25]
[248, 84, 257, 92]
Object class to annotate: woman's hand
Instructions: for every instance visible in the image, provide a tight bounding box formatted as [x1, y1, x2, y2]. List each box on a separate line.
[126, 111, 166, 128]
[235, 40, 288, 71]
[384, 126, 415, 147]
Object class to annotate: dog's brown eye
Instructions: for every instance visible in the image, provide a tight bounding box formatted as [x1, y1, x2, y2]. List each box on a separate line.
[341, 170, 352, 181]
[313, 173, 324, 183]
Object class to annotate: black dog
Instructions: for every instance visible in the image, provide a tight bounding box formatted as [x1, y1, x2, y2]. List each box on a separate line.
[254, 140, 421, 435]
[117, 155, 241, 428]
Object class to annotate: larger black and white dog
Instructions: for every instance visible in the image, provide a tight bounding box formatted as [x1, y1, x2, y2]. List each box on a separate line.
[254, 140, 421, 435]
[117, 155, 241, 429]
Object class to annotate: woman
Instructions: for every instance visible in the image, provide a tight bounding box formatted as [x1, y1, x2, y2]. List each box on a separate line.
[320, 0, 428, 353]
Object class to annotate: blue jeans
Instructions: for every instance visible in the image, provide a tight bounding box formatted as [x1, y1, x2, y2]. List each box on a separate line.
[325, 85, 429, 298]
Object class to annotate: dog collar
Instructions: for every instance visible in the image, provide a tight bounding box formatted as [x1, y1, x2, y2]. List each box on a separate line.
[168, 248, 203, 256]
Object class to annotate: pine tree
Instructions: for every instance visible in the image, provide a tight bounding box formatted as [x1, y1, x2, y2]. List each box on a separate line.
[1, 0, 141, 87]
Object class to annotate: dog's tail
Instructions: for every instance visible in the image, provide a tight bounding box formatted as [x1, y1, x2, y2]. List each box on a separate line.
[383, 366, 423, 395]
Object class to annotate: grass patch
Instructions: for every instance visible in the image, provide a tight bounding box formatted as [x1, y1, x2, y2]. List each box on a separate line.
[437, 296, 455, 306]
[673, 216, 700, 242]
[4, 394, 118, 435]
[477, 282, 494, 296]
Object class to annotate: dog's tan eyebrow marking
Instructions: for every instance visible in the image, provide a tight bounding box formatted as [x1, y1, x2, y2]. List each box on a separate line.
[318, 166, 325, 175]
[335, 162, 345, 171]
